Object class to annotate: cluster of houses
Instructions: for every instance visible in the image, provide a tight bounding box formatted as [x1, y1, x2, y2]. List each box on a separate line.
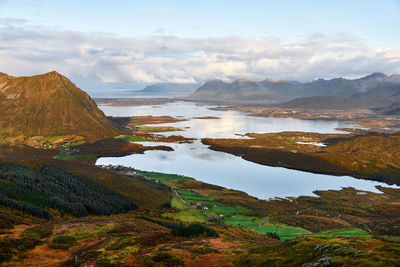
[100, 164, 138, 177]
[62, 145, 80, 156]
[33, 140, 54, 149]
[195, 202, 209, 210]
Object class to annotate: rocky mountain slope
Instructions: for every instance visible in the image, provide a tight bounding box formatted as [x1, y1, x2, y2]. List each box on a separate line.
[191, 73, 400, 108]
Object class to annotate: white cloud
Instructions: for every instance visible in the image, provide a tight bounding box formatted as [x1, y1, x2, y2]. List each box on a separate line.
[0, 22, 399, 88]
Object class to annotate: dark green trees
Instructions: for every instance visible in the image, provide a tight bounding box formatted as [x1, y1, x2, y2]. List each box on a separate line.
[0, 163, 137, 218]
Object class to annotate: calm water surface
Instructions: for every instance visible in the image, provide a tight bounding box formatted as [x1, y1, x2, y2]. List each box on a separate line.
[97, 101, 396, 199]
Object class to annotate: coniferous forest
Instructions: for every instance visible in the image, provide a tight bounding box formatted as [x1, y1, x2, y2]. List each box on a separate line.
[0, 163, 137, 218]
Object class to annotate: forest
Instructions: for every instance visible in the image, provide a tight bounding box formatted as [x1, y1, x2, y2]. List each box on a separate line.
[0, 163, 137, 218]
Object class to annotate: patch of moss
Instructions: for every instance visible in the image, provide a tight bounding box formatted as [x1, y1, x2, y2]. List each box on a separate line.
[50, 235, 77, 250]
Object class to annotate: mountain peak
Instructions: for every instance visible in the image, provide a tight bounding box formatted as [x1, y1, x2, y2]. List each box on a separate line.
[0, 72, 119, 138]
[45, 70, 62, 76]
[205, 79, 226, 85]
[41, 70, 67, 80]
[363, 72, 386, 79]
[236, 78, 251, 83]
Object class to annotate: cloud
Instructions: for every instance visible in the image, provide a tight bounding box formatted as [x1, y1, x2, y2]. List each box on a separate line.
[0, 22, 399, 88]
[0, 17, 29, 26]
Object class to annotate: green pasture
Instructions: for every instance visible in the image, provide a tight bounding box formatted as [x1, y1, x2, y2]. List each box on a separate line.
[139, 171, 187, 180]
[176, 190, 217, 202]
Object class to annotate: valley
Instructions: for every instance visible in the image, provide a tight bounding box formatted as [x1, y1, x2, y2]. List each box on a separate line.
[2, 1, 400, 265]
[1, 161, 400, 266]
[1, 72, 400, 266]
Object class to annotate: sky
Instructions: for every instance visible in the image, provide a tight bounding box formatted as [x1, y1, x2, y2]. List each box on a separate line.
[0, 0, 399, 95]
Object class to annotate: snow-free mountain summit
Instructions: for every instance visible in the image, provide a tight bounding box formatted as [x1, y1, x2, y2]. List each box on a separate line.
[0, 71, 119, 139]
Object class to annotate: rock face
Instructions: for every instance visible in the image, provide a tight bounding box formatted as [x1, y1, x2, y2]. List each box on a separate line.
[0, 71, 119, 138]
[191, 73, 400, 107]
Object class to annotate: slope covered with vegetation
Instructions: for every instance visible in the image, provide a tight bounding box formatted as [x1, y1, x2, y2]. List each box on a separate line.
[0, 161, 400, 265]
[0, 71, 119, 140]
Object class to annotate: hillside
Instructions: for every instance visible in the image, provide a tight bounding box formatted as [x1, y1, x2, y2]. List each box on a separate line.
[191, 73, 400, 107]
[191, 78, 297, 102]
[0, 71, 119, 139]
[278, 83, 400, 110]
[278, 96, 367, 110]
[375, 103, 400, 115]
[1, 162, 400, 266]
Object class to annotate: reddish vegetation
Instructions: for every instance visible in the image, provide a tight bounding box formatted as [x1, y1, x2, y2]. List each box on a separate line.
[0, 216, 277, 266]
[0, 145, 58, 165]
[183, 252, 230, 267]
[358, 241, 385, 252]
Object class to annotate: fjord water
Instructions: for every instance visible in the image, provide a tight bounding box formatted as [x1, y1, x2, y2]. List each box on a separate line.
[97, 101, 396, 199]
[100, 101, 355, 138]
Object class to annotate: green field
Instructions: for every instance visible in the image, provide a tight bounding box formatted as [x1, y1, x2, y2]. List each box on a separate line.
[254, 225, 278, 234]
[55, 146, 96, 161]
[139, 171, 187, 180]
[223, 216, 260, 228]
[211, 205, 247, 215]
[67, 141, 85, 147]
[176, 190, 217, 202]
[116, 135, 154, 142]
[163, 196, 207, 223]
[255, 225, 311, 241]
[276, 227, 312, 241]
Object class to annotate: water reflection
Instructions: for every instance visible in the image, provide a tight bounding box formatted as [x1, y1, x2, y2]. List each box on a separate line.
[97, 101, 397, 199]
[97, 141, 397, 199]
[100, 101, 354, 139]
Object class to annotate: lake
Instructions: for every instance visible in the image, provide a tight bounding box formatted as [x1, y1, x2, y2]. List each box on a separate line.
[97, 101, 396, 199]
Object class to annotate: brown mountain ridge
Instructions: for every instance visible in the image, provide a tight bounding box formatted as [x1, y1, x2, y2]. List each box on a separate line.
[0, 71, 119, 139]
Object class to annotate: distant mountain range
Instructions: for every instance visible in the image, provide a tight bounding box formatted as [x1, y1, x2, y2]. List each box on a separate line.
[190, 73, 400, 109]
[131, 83, 199, 97]
[0, 71, 119, 138]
